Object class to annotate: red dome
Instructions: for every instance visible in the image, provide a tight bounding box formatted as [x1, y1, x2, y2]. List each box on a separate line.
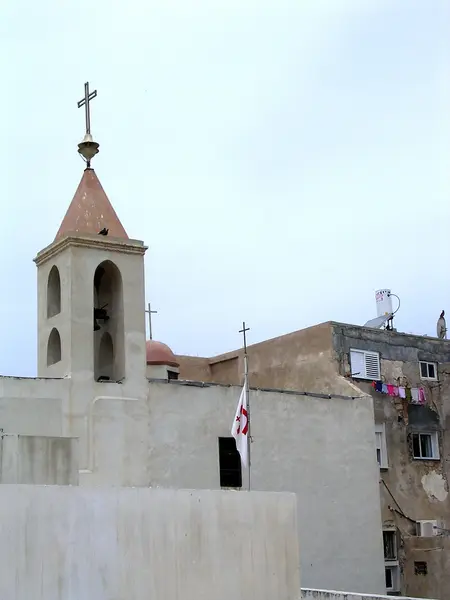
[146, 340, 179, 367]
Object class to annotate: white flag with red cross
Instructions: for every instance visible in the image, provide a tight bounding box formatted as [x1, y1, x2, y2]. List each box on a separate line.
[231, 382, 249, 467]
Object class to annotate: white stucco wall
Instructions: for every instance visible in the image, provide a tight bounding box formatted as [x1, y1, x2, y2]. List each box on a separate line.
[147, 381, 385, 595]
[0, 375, 385, 595]
[0, 434, 78, 485]
[0, 485, 300, 600]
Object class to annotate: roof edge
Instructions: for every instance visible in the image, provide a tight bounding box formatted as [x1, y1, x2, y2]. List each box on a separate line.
[34, 234, 147, 266]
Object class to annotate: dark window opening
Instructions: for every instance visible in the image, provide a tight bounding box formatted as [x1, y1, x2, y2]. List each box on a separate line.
[385, 568, 393, 589]
[218, 437, 242, 488]
[415, 561, 428, 576]
[47, 265, 61, 318]
[412, 432, 437, 459]
[168, 370, 179, 380]
[383, 531, 397, 560]
[47, 327, 62, 366]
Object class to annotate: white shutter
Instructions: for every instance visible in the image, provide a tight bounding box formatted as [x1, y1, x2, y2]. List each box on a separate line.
[365, 351, 381, 380]
[350, 350, 365, 378]
[350, 349, 380, 380]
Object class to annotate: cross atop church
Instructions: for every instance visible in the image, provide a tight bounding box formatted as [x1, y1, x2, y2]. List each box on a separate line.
[77, 81, 100, 167]
[146, 302, 158, 340]
[239, 321, 250, 354]
[77, 82, 97, 135]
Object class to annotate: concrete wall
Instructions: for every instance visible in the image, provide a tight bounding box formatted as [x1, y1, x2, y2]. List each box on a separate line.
[0, 372, 385, 593]
[301, 589, 436, 600]
[147, 379, 386, 595]
[0, 485, 300, 600]
[177, 322, 359, 395]
[0, 434, 79, 484]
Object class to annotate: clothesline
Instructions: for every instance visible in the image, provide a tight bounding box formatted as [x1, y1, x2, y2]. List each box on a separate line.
[371, 380, 426, 405]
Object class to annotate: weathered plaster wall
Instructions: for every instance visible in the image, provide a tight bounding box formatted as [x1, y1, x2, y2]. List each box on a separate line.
[0, 376, 64, 436]
[332, 323, 450, 599]
[178, 322, 363, 396]
[0, 434, 78, 485]
[147, 379, 385, 595]
[0, 375, 150, 487]
[176, 355, 211, 381]
[0, 485, 300, 600]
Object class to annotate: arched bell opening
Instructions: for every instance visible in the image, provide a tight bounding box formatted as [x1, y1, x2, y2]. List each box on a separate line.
[96, 332, 114, 381]
[47, 327, 62, 366]
[93, 260, 125, 381]
[47, 265, 61, 318]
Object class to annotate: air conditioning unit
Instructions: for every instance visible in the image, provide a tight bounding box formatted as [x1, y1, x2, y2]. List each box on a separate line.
[417, 520, 438, 537]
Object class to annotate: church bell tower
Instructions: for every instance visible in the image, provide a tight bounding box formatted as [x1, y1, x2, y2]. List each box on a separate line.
[34, 82, 147, 383]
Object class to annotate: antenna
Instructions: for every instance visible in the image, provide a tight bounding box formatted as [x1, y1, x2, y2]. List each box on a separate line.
[364, 289, 400, 330]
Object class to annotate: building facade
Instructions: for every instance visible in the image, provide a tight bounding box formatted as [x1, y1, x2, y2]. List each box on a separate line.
[177, 322, 450, 598]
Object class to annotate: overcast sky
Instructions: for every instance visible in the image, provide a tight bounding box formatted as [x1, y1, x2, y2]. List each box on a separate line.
[0, 0, 449, 376]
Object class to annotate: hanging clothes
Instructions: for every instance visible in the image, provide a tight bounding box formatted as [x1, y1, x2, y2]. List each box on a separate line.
[398, 387, 406, 399]
[418, 387, 426, 404]
[411, 388, 420, 404]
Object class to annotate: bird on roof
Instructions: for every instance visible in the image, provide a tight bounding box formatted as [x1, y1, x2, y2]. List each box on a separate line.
[98, 227, 109, 236]
[437, 310, 446, 339]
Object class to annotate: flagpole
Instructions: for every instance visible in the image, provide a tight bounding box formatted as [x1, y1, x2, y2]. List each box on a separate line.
[239, 321, 251, 491]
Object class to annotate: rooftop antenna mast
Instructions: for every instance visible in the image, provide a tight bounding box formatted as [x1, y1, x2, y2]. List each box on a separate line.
[364, 289, 400, 330]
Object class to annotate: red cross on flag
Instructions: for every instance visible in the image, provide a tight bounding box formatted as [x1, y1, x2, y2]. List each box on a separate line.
[231, 383, 249, 467]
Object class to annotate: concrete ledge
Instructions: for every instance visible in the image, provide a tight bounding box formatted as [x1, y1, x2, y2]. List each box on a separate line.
[301, 588, 438, 600]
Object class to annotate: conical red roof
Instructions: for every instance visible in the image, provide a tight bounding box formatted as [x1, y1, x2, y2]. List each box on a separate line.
[54, 168, 128, 241]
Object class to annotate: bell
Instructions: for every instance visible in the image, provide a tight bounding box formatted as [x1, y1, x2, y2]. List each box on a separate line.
[94, 318, 100, 332]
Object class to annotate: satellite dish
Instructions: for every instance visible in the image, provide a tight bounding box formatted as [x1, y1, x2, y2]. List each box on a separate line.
[364, 314, 393, 329]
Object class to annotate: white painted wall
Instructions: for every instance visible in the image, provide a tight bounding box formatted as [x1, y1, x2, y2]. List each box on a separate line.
[0, 375, 385, 594]
[0, 434, 78, 485]
[147, 381, 386, 595]
[0, 485, 300, 600]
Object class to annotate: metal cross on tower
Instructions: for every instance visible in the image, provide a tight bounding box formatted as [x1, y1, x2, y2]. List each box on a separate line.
[145, 302, 158, 340]
[77, 82, 97, 135]
[239, 321, 250, 354]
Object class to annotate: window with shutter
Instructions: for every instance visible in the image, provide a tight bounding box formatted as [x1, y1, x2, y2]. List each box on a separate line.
[350, 349, 380, 380]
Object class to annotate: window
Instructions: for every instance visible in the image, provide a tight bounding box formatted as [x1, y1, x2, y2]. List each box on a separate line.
[420, 361, 437, 381]
[385, 566, 400, 593]
[412, 432, 439, 460]
[414, 561, 428, 576]
[383, 530, 397, 560]
[350, 349, 380, 380]
[375, 424, 388, 469]
[167, 370, 179, 380]
[383, 528, 400, 594]
[47, 265, 61, 318]
[218, 437, 242, 488]
[47, 327, 62, 366]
